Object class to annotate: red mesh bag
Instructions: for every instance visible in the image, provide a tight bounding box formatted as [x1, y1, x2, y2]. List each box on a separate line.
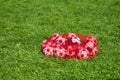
[41, 32, 98, 59]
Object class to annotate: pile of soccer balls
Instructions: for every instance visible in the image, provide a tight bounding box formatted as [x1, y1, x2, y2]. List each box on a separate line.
[41, 32, 98, 59]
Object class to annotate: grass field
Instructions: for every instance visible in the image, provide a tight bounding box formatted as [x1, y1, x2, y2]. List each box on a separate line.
[0, 0, 120, 79]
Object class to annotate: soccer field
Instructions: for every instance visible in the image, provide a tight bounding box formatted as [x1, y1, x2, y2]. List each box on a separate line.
[0, 0, 120, 79]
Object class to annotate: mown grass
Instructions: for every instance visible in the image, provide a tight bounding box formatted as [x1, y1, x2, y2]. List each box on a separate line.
[0, 0, 120, 79]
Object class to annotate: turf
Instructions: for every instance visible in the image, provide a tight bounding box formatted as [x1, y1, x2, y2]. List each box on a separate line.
[0, 0, 120, 79]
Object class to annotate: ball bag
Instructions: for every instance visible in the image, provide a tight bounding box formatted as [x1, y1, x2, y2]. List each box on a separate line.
[41, 32, 98, 59]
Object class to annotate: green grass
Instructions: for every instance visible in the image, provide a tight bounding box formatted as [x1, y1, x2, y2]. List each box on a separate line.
[0, 0, 120, 79]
